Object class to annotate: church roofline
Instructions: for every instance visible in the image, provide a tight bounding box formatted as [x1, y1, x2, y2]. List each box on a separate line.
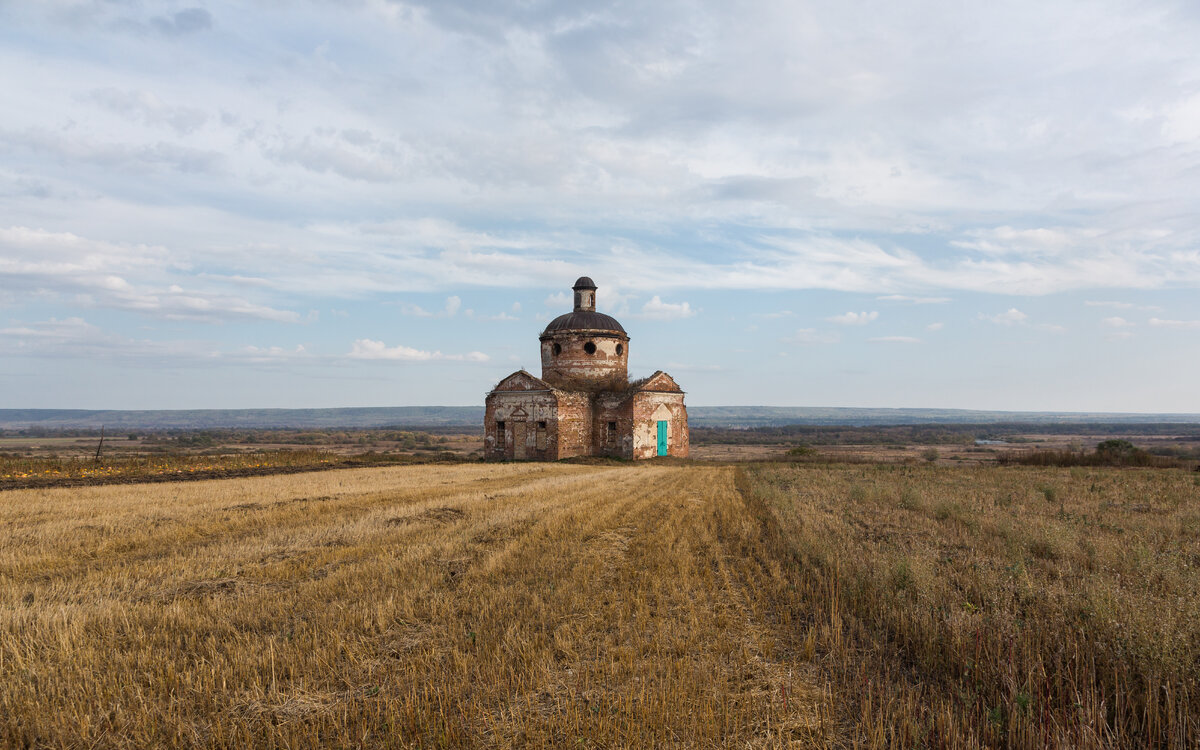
[628, 370, 685, 393]
[487, 369, 556, 395]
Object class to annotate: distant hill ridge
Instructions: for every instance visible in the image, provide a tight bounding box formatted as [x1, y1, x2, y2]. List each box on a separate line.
[3, 406, 1200, 430]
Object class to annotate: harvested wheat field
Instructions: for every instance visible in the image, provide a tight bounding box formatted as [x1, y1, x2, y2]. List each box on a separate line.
[0, 463, 830, 748]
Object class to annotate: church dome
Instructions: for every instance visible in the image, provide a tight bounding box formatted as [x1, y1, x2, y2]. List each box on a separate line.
[541, 310, 627, 336]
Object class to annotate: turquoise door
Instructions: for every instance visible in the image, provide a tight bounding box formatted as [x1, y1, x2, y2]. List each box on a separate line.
[656, 420, 668, 456]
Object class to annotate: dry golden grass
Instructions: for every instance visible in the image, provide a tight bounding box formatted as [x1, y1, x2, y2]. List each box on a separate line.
[742, 463, 1200, 748]
[1, 462, 829, 748]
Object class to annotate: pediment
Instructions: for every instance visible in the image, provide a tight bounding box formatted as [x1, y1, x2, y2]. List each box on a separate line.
[633, 370, 682, 393]
[492, 370, 552, 392]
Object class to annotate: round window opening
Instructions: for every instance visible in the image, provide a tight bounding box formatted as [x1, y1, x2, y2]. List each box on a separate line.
[583, 341, 597, 355]
[553, 343, 562, 355]
[616, 343, 623, 355]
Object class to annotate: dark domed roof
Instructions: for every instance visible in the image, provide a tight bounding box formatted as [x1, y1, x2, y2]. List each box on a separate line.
[572, 276, 597, 290]
[541, 310, 626, 335]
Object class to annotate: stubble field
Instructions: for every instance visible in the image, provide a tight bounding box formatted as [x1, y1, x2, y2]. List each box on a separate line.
[1, 463, 828, 748]
[2, 460, 1198, 748]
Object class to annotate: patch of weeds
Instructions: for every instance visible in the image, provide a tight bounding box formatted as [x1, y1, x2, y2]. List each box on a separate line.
[987, 704, 1005, 727]
[1014, 691, 1032, 715]
[933, 500, 964, 522]
[1004, 560, 1026, 580]
[890, 559, 914, 591]
[849, 485, 869, 503]
[1040, 486, 1058, 504]
[1178, 514, 1200, 539]
[898, 488, 924, 511]
[1027, 535, 1060, 561]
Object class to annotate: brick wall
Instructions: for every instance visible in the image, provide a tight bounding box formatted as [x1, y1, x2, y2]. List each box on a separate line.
[483, 391, 559, 460]
[539, 331, 629, 391]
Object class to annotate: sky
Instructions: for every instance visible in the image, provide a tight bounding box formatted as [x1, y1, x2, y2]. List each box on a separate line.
[2, 1, 1200, 412]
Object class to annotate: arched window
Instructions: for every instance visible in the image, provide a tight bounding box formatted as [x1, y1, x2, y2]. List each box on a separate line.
[615, 343, 623, 355]
[584, 341, 596, 355]
[553, 343, 562, 355]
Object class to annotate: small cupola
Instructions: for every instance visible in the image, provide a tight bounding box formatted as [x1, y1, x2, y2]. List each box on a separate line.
[540, 276, 629, 391]
[573, 276, 597, 312]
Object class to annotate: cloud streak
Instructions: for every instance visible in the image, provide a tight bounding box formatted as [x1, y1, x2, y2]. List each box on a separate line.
[347, 339, 489, 362]
[828, 311, 879, 325]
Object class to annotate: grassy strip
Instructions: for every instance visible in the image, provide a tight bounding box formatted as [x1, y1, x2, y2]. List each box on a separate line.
[0, 450, 456, 490]
[742, 462, 1200, 748]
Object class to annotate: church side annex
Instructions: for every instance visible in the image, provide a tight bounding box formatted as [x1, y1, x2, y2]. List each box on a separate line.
[484, 277, 689, 460]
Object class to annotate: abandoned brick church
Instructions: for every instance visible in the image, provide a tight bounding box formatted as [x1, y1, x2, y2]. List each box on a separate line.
[484, 277, 689, 460]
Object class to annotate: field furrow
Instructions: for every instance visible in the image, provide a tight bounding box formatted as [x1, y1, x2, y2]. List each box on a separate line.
[0, 463, 831, 749]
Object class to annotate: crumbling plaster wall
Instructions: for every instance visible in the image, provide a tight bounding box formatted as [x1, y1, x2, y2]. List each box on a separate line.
[593, 392, 635, 458]
[631, 392, 689, 459]
[553, 391, 592, 459]
[484, 391, 558, 460]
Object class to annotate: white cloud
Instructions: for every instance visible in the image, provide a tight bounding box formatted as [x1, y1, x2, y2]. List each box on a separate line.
[952, 226, 1097, 257]
[84, 88, 208, 135]
[984, 308, 1028, 325]
[782, 328, 840, 345]
[347, 339, 489, 362]
[399, 304, 434, 317]
[5, 0, 1200, 408]
[0, 227, 299, 323]
[1101, 317, 1135, 328]
[877, 295, 951, 304]
[399, 295, 463, 318]
[1086, 300, 1162, 311]
[0, 317, 349, 370]
[828, 311, 878, 325]
[926, 322, 944, 331]
[637, 296, 696, 320]
[869, 336, 921, 344]
[235, 345, 308, 362]
[1035, 323, 1068, 334]
[0, 317, 96, 339]
[1148, 318, 1200, 330]
[980, 308, 1066, 333]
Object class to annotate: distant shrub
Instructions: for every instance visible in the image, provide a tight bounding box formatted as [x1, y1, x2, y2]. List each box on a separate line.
[999, 440, 1182, 468]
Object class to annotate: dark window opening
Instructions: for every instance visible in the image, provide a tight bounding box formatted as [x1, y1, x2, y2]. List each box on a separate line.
[496, 420, 505, 435]
[537, 421, 547, 429]
[552, 343, 561, 355]
[606, 421, 617, 443]
[584, 341, 596, 354]
[615, 343, 623, 355]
